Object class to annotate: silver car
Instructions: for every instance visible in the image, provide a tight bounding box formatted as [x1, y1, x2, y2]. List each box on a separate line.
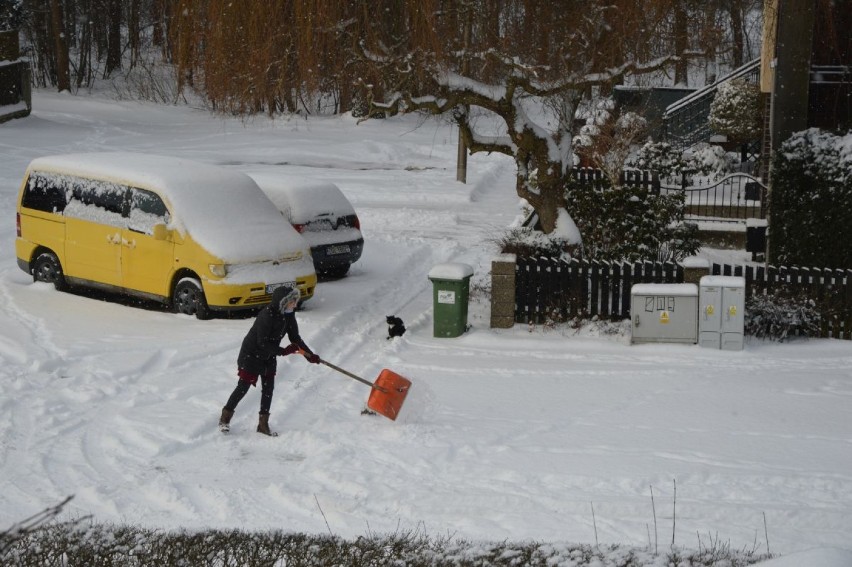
[250, 174, 364, 278]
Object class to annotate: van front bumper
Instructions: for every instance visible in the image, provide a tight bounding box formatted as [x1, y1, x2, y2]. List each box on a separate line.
[203, 274, 317, 311]
[17, 257, 31, 275]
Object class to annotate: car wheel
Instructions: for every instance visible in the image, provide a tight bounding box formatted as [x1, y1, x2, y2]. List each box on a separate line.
[173, 277, 210, 320]
[33, 251, 68, 291]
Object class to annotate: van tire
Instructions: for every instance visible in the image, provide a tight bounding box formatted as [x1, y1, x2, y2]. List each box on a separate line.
[173, 277, 210, 320]
[33, 251, 68, 291]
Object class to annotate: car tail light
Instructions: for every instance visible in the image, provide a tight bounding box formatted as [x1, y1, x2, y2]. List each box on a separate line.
[353, 215, 361, 230]
[16, 212, 21, 237]
[292, 223, 306, 233]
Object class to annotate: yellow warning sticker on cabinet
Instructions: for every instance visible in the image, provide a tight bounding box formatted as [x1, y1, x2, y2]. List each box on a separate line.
[660, 311, 670, 324]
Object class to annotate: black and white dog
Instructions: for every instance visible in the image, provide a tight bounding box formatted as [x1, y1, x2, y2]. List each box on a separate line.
[386, 315, 406, 340]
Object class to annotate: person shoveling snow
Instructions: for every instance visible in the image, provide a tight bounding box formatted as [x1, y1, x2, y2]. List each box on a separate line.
[218, 286, 320, 436]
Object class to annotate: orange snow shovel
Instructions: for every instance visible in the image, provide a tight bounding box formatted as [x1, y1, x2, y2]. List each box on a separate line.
[301, 351, 411, 421]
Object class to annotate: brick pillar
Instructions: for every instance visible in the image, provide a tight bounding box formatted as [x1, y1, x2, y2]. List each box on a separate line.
[681, 257, 711, 285]
[490, 254, 516, 329]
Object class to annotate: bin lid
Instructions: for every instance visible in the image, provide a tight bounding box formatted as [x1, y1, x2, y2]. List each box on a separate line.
[631, 283, 698, 296]
[699, 275, 745, 288]
[428, 262, 474, 281]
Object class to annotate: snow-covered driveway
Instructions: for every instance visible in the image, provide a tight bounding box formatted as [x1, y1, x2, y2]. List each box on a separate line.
[1, 93, 851, 558]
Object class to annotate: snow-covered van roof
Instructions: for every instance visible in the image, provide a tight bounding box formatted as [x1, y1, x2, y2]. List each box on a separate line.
[27, 153, 309, 263]
[247, 172, 356, 224]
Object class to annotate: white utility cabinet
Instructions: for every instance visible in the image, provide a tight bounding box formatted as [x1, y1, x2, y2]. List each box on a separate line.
[699, 275, 746, 350]
[630, 283, 698, 345]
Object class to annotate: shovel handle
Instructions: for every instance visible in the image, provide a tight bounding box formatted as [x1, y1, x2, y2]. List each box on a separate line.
[299, 349, 387, 392]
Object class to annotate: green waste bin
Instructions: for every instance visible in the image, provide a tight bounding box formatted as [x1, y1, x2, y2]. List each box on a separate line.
[428, 263, 474, 338]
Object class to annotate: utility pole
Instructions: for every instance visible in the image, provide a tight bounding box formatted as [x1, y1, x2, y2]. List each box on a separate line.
[770, 0, 815, 152]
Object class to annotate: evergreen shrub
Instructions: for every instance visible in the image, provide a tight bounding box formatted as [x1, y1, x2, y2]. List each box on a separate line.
[708, 79, 762, 143]
[565, 179, 700, 263]
[744, 287, 821, 341]
[768, 129, 852, 269]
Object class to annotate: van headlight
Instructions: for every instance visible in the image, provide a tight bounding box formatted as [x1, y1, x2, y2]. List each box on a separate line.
[209, 264, 227, 277]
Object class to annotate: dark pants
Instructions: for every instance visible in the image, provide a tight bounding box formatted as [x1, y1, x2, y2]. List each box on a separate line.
[225, 371, 275, 414]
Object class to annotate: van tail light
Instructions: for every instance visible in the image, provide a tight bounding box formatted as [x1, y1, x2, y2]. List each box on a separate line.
[16, 212, 21, 237]
[353, 215, 361, 231]
[292, 223, 306, 234]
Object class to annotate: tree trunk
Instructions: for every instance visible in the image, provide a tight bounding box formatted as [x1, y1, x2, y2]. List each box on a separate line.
[50, 0, 70, 92]
[455, 5, 472, 184]
[105, 0, 121, 76]
[152, 0, 164, 47]
[728, 0, 745, 67]
[674, 2, 689, 85]
[129, 0, 140, 68]
[76, 0, 93, 87]
[512, 154, 570, 235]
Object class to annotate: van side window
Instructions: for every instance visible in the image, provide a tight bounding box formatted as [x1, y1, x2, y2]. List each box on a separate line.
[22, 173, 68, 213]
[64, 178, 128, 228]
[128, 188, 170, 234]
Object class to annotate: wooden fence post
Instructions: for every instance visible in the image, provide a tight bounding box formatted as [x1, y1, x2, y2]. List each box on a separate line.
[490, 254, 517, 328]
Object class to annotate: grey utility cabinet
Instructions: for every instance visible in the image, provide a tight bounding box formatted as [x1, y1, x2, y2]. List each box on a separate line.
[630, 283, 698, 345]
[698, 276, 746, 350]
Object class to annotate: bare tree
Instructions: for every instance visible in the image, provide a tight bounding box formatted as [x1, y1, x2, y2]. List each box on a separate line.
[356, 0, 708, 236]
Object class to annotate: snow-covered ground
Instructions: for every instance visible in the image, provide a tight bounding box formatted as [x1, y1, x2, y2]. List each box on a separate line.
[1, 92, 851, 565]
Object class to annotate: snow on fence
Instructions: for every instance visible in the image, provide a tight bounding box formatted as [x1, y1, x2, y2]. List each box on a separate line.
[507, 257, 852, 339]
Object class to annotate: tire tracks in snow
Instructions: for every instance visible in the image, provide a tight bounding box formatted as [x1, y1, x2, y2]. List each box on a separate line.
[0, 274, 73, 506]
[275, 158, 518, 425]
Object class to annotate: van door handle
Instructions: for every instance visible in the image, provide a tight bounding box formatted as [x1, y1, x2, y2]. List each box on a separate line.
[122, 238, 136, 249]
[107, 233, 121, 245]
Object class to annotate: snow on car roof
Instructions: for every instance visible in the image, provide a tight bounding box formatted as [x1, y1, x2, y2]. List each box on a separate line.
[247, 172, 356, 223]
[28, 153, 308, 263]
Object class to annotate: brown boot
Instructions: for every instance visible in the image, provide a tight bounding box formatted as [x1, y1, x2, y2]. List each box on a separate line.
[257, 412, 278, 437]
[219, 407, 234, 433]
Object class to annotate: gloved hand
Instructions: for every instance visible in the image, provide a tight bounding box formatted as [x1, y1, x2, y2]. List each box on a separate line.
[306, 353, 321, 364]
[279, 343, 299, 356]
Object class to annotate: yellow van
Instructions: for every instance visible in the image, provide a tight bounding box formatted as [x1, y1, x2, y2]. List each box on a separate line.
[15, 153, 317, 319]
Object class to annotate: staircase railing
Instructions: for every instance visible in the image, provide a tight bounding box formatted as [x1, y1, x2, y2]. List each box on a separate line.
[663, 58, 761, 151]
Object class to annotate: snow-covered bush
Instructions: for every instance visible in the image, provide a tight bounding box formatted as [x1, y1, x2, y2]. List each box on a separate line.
[503, 176, 700, 263]
[630, 141, 733, 183]
[745, 289, 821, 341]
[496, 226, 580, 261]
[708, 79, 763, 142]
[3, 520, 772, 567]
[769, 129, 852, 268]
[565, 181, 700, 263]
[686, 144, 735, 177]
[629, 141, 687, 179]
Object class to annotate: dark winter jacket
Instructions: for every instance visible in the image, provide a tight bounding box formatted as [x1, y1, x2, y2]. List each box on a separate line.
[237, 288, 312, 376]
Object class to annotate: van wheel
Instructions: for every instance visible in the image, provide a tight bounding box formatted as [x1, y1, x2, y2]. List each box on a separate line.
[33, 252, 68, 291]
[173, 277, 210, 320]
